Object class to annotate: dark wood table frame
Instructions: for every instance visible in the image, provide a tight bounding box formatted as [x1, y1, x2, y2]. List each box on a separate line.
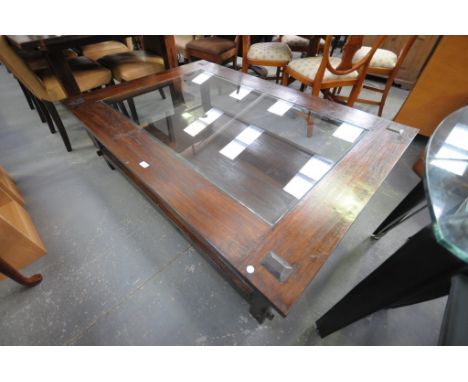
[65, 61, 417, 322]
[6, 35, 178, 98]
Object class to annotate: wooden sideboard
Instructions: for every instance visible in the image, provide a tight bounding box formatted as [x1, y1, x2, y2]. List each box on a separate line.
[394, 36, 468, 137]
[363, 35, 440, 89]
[0, 166, 45, 284]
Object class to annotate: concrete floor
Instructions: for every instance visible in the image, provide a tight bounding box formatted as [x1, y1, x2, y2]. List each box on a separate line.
[0, 63, 445, 345]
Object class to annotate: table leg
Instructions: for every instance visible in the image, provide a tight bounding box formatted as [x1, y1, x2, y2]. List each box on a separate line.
[44, 48, 81, 96]
[306, 36, 321, 57]
[372, 180, 427, 239]
[0, 257, 43, 287]
[316, 225, 467, 338]
[163, 35, 178, 69]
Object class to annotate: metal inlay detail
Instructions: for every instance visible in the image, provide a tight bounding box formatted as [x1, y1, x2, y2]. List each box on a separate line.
[261, 251, 294, 282]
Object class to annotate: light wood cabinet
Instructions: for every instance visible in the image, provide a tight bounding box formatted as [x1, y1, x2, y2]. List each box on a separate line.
[0, 167, 45, 282]
[363, 35, 440, 89]
[394, 36, 468, 137]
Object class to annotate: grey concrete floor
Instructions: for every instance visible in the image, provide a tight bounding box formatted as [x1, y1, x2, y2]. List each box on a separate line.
[0, 63, 444, 345]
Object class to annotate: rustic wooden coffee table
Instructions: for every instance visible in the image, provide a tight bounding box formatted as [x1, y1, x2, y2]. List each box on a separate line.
[65, 61, 417, 322]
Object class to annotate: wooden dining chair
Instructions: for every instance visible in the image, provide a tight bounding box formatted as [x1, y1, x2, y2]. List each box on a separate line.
[242, 35, 292, 82]
[186, 36, 239, 68]
[0, 35, 112, 152]
[282, 35, 385, 106]
[337, 36, 418, 116]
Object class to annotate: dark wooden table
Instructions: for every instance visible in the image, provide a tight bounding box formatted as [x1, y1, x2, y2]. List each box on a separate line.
[64, 61, 418, 322]
[6, 35, 178, 97]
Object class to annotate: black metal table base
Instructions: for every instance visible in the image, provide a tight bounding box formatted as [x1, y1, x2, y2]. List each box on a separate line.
[316, 225, 467, 338]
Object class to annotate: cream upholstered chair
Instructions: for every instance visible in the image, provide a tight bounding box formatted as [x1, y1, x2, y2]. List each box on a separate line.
[0, 35, 112, 152]
[282, 35, 385, 106]
[341, 36, 418, 116]
[242, 36, 292, 82]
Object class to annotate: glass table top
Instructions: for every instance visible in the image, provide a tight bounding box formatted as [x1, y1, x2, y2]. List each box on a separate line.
[105, 69, 368, 224]
[425, 106, 468, 262]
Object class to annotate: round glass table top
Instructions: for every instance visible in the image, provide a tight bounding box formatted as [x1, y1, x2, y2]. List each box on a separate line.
[425, 106, 468, 262]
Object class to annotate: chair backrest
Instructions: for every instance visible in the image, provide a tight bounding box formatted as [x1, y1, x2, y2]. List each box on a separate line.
[394, 36, 418, 72]
[310, 35, 385, 96]
[0, 36, 51, 101]
[323, 35, 385, 75]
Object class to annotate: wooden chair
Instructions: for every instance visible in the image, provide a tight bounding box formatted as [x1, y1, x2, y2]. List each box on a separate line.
[339, 36, 418, 116]
[186, 36, 239, 68]
[282, 35, 385, 106]
[0, 35, 112, 152]
[242, 35, 292, 82]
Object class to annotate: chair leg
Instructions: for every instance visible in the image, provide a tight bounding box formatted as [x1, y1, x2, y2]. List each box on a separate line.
[158, 88, 166, 100]
[31, 96, 46, 123]
[127, 97, 140, 124]
[281, 69, 289, 86]
[232, 55, 238, 70]
[275, 67, 281, 84]
[346, 83, 363, 107]
[36, 99, 56, 134]
[117, 102, 130, 118]
[17, 80, 35, 110]
[43, 101, 72, 152]
[377, 77, 394, 117]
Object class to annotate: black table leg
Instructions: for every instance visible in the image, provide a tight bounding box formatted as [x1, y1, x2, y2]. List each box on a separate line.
[372, 180, 426, 239]
[316, 225, 467, 338]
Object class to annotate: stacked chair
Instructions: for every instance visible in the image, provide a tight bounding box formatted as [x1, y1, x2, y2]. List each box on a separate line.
[0, 35, 113, 152]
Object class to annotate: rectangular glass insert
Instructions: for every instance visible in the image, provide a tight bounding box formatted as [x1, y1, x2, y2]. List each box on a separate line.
[105, 69, 367, 224]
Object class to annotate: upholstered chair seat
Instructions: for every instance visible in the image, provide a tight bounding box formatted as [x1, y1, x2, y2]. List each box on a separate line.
[98, 51, 165, 82]
[186, 37, 236, 56]
[247, 42, 292, 63]
[353, 47, 398, 69]
[81, 41, 131, 61]
[288, 56, 359, 81]
[37, 57, 112, 101]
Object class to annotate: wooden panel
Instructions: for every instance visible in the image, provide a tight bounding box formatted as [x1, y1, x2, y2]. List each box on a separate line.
[394, 36, 468, 137]
[0, 199, 46, 281]
[363, 35, 439, 89]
